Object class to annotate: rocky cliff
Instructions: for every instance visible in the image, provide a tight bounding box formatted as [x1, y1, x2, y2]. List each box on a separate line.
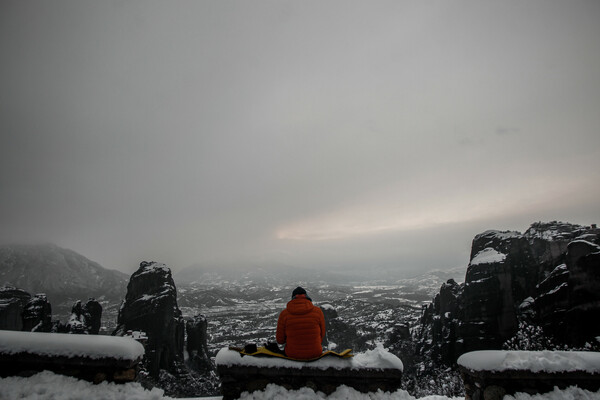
[113, 261, 218, 397]
[416, 221, 600, 365]
[113, 261, 185, 378]
[22, 293, 52, 332]
[185, 314, 213, 373]
[66, 298, 103, 334]
[321, 303, 364, 351]
[0, 286, 31, 330]
[0, 285, 103, 334]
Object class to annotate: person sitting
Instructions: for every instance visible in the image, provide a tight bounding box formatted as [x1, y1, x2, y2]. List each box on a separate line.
[276, 286, 326, 359]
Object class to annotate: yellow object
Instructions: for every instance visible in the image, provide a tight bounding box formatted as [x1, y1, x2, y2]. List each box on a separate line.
[230, 346, 353, 362]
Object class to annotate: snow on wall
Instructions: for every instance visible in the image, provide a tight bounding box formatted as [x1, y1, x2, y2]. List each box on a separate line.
[470, 247, 506, 266]
[458, 350, 600, 374]
[1, 370, 600, 400]
[0, 330, 145, 361]
[236, 383, 461, 400]
[216, 343, 403, 371]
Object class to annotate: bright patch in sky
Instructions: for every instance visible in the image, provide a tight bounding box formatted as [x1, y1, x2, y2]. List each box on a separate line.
[276, 174, 589, 241]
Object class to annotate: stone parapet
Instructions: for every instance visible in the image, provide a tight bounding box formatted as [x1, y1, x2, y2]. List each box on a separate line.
[215, 347, 403, 399]
[458, 350, 600, 400]
[217, 363, 402, 399]
[0, 330, 144, 383]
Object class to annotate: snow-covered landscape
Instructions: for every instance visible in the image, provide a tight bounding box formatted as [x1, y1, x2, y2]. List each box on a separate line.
[2, 0, 600, 397]
[2, 221, 600, 399]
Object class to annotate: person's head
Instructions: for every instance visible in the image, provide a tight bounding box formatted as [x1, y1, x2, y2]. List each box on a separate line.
[291, 286, 312, 301]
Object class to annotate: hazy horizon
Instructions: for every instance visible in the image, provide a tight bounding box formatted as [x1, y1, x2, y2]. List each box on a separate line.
[1, 1, 599, 274]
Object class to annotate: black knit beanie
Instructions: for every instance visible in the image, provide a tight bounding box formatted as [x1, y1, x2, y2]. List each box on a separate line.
[291, 286, 307, 299]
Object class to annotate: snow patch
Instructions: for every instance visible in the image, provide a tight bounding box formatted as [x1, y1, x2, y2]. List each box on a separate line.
[458, 350, 600, 373]
[137, 262, 171, 276]
[216, 343, 403, 372]
[237, 383, 462, 400]
[475, 230, 521, 241]
[470, 248, 506, 266]
[546, 282, 567, 295]
[0, 330, 145, 361]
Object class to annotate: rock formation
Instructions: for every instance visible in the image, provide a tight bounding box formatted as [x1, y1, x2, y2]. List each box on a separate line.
[321, 303, 363, 351]
[535, 264, 568, 333]
[113, 261, 184, 378]
[416, 221, 600, 365]
[22, 293, 52, 332]
[0, 286, 31, 330]
[185, 314, 213, 373]
[84, 298, 103, 334]
[66, 298, 102, 334]
[430, 278, 464, 362]
[67, 300, 88, 333]
[565, 240, 600, 346]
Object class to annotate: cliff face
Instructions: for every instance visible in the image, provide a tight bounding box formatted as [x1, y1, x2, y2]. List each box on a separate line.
[185, 314, 213, 373]
[565, 240, 600, 346]
[417, 221, 600, 365]
[66, 298, 102, 334]
[22, 294, 52, 332]
[0, 286, 102, 334]
[113, 261, 184, 378]
[322, 303, 364, 352]
[0, 287, 31, 330]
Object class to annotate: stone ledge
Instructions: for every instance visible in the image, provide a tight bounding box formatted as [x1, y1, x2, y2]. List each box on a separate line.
[0, 352, 139, 383]
[458, 350, 600, 400]
[0, 330, 145, 383]
[460, 367, 600, 400]
[217, 364, 402, 400]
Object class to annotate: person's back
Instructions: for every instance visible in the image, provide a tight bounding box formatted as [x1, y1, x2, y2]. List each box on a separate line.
[276, 287, 325, 359]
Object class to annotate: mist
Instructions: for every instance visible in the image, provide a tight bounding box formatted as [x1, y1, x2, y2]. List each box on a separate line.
[1, 0, 599, 274]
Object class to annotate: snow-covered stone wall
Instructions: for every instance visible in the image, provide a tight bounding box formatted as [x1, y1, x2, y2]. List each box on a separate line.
[457, 350, 600, 400]
[216, 345, 403, 399]
[0, 330, 144, 383]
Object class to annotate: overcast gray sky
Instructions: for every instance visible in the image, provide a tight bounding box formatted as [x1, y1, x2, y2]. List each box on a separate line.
[1, 0, 599, 275]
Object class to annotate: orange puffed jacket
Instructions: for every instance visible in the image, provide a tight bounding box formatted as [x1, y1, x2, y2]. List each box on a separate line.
[276, 294, 326, 359]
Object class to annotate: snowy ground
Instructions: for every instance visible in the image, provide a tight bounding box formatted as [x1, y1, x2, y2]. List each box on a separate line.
[2, 371, 600, 400]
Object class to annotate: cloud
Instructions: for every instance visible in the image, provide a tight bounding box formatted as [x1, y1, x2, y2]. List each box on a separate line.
[495, 127, 520, 136]
[275, 170, 592, 243]
[1, 1, 599, 273]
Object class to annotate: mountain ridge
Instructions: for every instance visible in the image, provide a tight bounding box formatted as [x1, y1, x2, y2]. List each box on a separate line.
[0, 243, 128, 305]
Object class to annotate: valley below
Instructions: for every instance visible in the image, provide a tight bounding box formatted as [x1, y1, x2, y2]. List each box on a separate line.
[78, 268, 464, 357]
